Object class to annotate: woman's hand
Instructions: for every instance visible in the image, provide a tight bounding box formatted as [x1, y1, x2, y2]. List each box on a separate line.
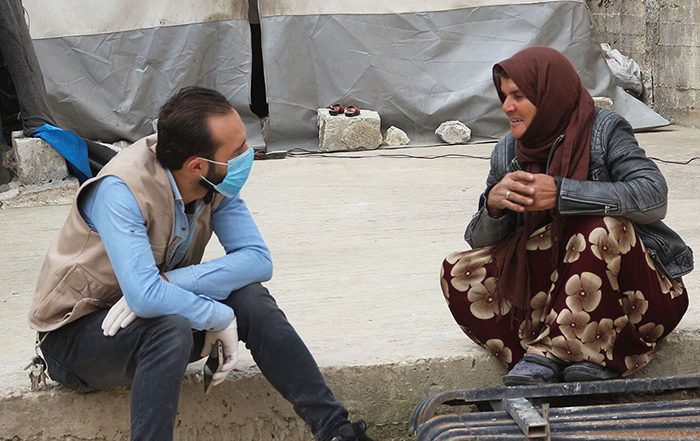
[525, 174, 557, 212]
[487, 171, 535, 216]
[487, 171, 557, 216]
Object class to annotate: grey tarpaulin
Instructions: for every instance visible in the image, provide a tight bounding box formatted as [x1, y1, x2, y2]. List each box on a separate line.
[23, 0, 263, 147]
[0, 0, 56, 184]
[259, 0, 669, 152]
[0, 0, 55, 134]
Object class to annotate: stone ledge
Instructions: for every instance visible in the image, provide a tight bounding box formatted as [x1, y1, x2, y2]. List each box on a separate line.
[1, 331, 698, 441]
[0, 178, 79, 209]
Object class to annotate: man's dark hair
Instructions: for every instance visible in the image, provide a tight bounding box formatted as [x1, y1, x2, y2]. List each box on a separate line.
[156, 86, 234, 170]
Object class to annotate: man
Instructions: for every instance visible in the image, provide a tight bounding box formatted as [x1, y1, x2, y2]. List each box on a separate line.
[28, 87, 374, 441]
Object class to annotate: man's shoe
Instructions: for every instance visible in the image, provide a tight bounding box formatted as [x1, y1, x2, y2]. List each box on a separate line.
[502, 354, 566, 386]
[563, 361, 621, 382]
[329, 420, 375, 441]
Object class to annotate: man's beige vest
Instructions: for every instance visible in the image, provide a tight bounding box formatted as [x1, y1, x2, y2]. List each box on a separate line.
[28, 135, 223, 332]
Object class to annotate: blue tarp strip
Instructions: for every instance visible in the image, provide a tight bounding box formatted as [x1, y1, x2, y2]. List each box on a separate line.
[32, 124, 93, 183]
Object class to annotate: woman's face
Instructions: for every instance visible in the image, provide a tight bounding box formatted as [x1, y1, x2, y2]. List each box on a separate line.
[500, 77, 537, 140]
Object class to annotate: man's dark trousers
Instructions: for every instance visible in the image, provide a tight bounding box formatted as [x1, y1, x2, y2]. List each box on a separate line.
[40, 283, 349, 440]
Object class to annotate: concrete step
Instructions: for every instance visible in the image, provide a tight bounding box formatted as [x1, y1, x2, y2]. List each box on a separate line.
[2, 333, 699, 440]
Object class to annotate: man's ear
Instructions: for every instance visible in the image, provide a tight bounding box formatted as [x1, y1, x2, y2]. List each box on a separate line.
[183, 156, 207, 176]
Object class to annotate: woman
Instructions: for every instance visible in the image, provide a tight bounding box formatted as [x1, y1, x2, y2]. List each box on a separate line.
[440, 46, 692, 386]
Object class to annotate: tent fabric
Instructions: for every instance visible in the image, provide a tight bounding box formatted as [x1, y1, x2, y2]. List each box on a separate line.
[259, 0, 669, 151]
[22, 0, 248, 39]
[33, 124, 93, 183]
[22, 0, 263, 147]
[0, 0, 55, 135]
[16, 0, 670, 154]
[258, 0, 569, 16]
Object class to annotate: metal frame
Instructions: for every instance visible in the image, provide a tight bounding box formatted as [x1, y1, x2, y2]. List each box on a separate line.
[409, 374, 700, 440]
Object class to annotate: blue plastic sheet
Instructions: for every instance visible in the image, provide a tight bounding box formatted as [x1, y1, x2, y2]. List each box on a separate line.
[33, 124, 93, 183]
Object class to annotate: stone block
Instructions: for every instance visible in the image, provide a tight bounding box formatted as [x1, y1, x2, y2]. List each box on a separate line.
[11, 131, 68, 185]
[112, 140, 131, 150]
[382, 126, 410, 146]
[435, 121, 471, 144]
[318, 109, 382, 152]
[593, 97, 614, 110]
[620, 14, 645, 37]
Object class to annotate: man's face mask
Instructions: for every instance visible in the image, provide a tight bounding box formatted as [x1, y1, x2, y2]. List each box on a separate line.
[198, 147, 254, 198]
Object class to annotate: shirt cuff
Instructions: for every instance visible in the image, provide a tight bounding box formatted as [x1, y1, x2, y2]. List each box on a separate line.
[164, 266, 199, 293]
[203, 301, 235, 331]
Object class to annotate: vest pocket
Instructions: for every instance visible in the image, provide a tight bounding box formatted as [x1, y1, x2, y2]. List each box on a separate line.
[34, 264, 115, 321]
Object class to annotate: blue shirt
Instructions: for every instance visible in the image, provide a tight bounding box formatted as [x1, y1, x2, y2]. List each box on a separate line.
[78, 172, 272, 331]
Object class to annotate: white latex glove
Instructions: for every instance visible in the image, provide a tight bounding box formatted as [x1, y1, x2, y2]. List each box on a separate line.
[101, 296, 138, 336]
[201, 317, 239, 386]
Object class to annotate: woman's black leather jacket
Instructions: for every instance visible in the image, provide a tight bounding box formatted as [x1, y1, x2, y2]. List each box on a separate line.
[465, 108, 693, 279]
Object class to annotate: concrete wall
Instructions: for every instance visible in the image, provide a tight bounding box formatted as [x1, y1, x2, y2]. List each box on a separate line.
[588, 0, 700, 127]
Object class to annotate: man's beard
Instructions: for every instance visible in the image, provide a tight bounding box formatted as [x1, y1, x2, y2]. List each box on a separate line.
[199, 167, 226, 192]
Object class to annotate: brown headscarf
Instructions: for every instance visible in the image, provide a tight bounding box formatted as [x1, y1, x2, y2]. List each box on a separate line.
[490, 46, 596, 321]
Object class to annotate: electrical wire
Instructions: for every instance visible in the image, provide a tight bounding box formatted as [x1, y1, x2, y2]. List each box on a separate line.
[264, 147, 491, 161]
[263, 148, 700, 165]
[648, 156, 700, 165]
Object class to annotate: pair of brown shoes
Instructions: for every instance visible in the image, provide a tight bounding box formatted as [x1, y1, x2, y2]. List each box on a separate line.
[328, 103, 360, 117]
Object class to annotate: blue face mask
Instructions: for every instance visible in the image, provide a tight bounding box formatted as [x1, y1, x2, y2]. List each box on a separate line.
[199, 147, 254, 198]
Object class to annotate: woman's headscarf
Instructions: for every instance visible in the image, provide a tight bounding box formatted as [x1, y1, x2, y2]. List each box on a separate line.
[490, 46, 596, 322]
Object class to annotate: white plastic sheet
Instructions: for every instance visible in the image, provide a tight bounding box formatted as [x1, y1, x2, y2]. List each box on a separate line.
[601, 43, 643, 96]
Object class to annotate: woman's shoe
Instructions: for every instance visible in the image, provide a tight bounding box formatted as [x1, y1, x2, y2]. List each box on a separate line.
[563, 361, 621, 382]
[503, 354, 566, 386]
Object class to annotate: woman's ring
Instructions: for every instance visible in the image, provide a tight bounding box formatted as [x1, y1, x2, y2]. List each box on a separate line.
[505, 190, 511, 200]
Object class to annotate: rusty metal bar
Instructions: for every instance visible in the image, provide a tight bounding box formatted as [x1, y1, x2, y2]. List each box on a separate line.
[503, 397, 547, 438]
[542, 403, 551, 441]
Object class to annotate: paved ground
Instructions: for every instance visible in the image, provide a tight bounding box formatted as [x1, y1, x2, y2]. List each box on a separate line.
[1, 126, 699, 440]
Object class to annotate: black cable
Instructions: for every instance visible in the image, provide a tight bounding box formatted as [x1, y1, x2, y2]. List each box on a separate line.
[289, 152, 491, 160]
[263, 148, 700, 165]
[265, 147, 491, 161]
[648, 156, 700, 165]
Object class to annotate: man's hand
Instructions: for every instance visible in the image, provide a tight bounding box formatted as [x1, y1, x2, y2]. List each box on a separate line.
[201, 318, 239, 386]
[101, 274, 171, 337]
[101, 296, 138, 336]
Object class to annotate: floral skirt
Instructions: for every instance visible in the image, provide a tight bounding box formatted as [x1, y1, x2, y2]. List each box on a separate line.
[440, 216, 688, 376]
